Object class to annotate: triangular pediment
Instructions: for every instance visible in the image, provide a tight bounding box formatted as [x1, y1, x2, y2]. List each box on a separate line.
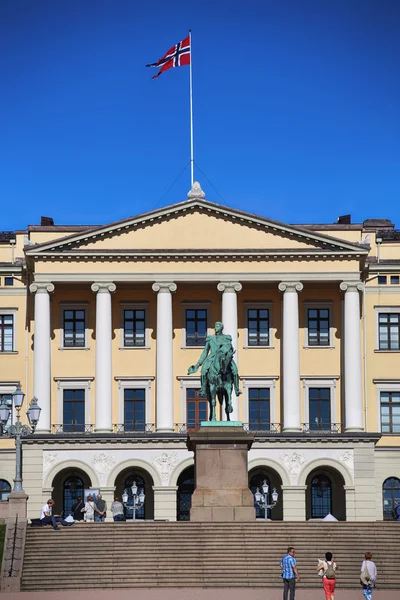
[25, 199, 368, 259]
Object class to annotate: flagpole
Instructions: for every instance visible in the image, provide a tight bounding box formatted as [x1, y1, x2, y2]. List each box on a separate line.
[189, 29, 194, 187]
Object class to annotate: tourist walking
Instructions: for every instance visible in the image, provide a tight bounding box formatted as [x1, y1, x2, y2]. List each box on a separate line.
[317, 552, 338, 600]
[281, 546, 300, 600]
[360, 552, 377, 600]
[111, 496, 125, 521]
[71, 496, 84, 521]
[82, 495, 96, 522]
[95, 493, 107, 522]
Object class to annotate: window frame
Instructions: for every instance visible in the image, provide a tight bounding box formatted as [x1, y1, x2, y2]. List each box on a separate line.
[119, 302, 149, 349]
[303, 301, 333, 349]
[375, 306, 400, 352]
[59, 303, 89, 350]
[374, 380, 400, 434]
[4, 277, 14, 286]
[123, 387, 146, 432]
[244, 302, 273, 349]
[380, 391, 400, 434]
[181, 302, 211, 349]
[185, 387, 208, 432]
[301, 377, 339, 429]
[241, 377, 278, 427]
[55, 378, 93, 427]
[115, 377, 154, 426]
[0, 382, 19, 427]
[0, 308, 17, 353]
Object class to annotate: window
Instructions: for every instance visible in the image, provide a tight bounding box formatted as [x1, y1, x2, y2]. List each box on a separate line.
[391, 276, 400, 285]
[185, 309, 207, 346]
[380, 392, 400, 433]
[0, 393, 12, 428]
[247, 308, 269, 346]
[0, 314, 14, 352]
[124, 388, 145, 431]
[309, 388, 331, 430]
[63, 476, 84, 517]
[311, 474, 332, 518]
[123, 309, 145, 347]
[186, 388, 207, 431]
[4, 277, 13, 286]
[177, 466, 194, 521]
[307, 308, 330, 346]
[378, 275, 387, 285]
[0, 479, 11, 500]
[382, 477, 400, 521]
[249, 388, 270, 430]
[63, 309, 86, 348]
[378, 313, 400, 350]
[63, 389, 85, 432]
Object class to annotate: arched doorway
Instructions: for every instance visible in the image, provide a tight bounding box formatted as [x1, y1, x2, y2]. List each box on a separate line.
[249, 467, 283, 520]
[177, 466, 194, 521]
[51, 468, 92, 516]
[114, 467, 154, 520]
[306, 467, 346, 521]
[0, 479, 11, 500]
[383, 477, 400, 520]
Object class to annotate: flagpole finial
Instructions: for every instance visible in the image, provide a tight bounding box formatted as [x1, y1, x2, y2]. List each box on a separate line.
[188, 181, 205, 199]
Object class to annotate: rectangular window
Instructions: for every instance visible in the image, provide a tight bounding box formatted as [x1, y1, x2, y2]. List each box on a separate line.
[123, 309, 145, 347]
[63, 309, 85, 348]
[0, 394, 12, 428]
[124, 388, 145, 431]
[0, 315, 14, 352]
[309, 388, 331, 430]
[378, 275, 387, 285]
[379, 313, 400, 350]
[247, 309, 269, 346]
[4, 277, 13, 286]
[63, 389, 85, 432]
[186, 388, 207, 431]
[307, 308, 330, 346]
[391, 276, 400, 285]
[185, 309, 207, 346]
[249, 388, 270, 430]
[380, 392, 400, 434]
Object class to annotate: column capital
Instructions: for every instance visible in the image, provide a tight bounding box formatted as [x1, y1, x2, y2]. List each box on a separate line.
[91, 282, 116, 294]
[152, 282, 177, 294]
[278, 281, 303, 293]
[29, 282, 55, 294]
[217, 281, 242, 293]
[340, 281, 364, 293]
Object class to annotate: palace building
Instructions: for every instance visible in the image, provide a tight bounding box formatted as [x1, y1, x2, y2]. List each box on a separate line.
[1, 182, 400, 522]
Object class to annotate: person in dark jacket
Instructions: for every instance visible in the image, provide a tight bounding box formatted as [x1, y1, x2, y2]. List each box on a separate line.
[71, 496, 85, 521]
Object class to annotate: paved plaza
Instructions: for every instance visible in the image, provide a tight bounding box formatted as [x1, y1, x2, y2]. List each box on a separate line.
[2, 588, 399, 600]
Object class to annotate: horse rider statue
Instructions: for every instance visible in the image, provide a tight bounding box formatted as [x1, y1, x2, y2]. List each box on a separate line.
[188, 321, 242, 421]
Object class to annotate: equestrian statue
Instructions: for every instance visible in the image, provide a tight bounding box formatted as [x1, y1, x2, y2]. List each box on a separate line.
[188, 321, 242, 421]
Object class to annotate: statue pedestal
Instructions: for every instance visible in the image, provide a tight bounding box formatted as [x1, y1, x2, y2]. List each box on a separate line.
[187, 424, 256, 522]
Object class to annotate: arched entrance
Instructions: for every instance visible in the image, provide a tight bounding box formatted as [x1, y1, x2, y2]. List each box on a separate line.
[383, 477, 400, 520]
[0, 479, 11, 500]
[51, 468, 92, 517]
[177, 466, 194, 521]
[306, 467, 346, 521]
[114, 467, 154, 520]
[249, 467, 283, 520]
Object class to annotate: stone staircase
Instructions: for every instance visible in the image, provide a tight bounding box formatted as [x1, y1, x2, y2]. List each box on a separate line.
[21, 522, 400, 591]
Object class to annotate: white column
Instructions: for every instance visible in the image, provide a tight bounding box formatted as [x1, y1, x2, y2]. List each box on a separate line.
[217, 281, 242, 422]
[29, 282, 54, 433]
[91, 282, 116, 433]
[278, 282, 303, 432]
[152, 282, 177, 432]
[340, 281, 364, 432]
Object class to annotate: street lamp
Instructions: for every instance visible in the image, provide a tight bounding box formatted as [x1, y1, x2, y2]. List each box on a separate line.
[0, 384, 41, 493]
[122, 481, 145, 521]
[254, 479, 279, 520]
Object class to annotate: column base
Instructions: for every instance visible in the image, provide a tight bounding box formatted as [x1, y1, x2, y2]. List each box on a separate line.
[94, 427, 113, 433]
[345, 427, 364, 432]
[156, 428, 174, 433]
[283, 427, 302, 432]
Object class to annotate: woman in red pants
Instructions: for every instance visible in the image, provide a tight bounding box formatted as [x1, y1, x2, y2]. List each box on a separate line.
[317, 552, 338, 600]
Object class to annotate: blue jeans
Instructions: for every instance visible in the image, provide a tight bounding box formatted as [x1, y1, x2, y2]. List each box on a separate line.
[113, 514, 124, 521]
[95, 513, 106, 522]
[41, 516, 71, 529]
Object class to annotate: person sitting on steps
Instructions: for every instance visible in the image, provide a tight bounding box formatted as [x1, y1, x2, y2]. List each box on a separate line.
[40, 499, 73, 530]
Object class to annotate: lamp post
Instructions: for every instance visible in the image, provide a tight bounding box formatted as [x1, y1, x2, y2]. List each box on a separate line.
[0, 384, 41, 493]
[254, 480, 279, 520]
[122, 481, 145, 521]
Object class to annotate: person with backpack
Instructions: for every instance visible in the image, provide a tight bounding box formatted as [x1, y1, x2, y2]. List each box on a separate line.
[317, 552, 337, 600]
[360, 552, 377, 600]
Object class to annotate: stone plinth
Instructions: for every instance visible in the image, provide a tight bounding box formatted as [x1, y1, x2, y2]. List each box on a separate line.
[187, 425, 255, 522]
[7, 491, 28, 519]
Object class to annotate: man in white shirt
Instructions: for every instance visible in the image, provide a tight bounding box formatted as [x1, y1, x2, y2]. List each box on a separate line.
[40, 499, 72, 530]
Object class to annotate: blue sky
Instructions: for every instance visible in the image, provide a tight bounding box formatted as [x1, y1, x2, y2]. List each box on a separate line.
[1, 0, 399, 230]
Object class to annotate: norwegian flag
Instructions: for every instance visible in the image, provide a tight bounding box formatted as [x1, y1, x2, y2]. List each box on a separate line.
[146, 35, 190, 79]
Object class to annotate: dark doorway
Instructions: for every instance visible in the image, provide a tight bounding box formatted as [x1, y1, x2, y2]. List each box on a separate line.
[177, 466, 194, 521]
[306, 467, 346, 521]
[248, 467, 283, 520]
[114, 468, 154, 520]
[51, 468, 92, 516]
[383, 477, 400, 520]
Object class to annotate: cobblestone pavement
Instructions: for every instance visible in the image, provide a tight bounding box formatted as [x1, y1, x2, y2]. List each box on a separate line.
[3, 588, 398, 600]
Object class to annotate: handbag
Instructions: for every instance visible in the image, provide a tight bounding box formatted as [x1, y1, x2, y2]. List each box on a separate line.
[360, 563, 372, 586]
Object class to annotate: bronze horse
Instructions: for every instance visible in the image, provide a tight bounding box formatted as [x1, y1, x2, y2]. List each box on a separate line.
[205, 346, 235, 421]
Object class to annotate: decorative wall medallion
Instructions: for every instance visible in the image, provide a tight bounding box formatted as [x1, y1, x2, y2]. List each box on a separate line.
[338, 450, 353, 467]
[153, 452, 179, 483]
[280, 452, 306, 479]
[43, 452, 58, 472]
[91, 453, 116, 483]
